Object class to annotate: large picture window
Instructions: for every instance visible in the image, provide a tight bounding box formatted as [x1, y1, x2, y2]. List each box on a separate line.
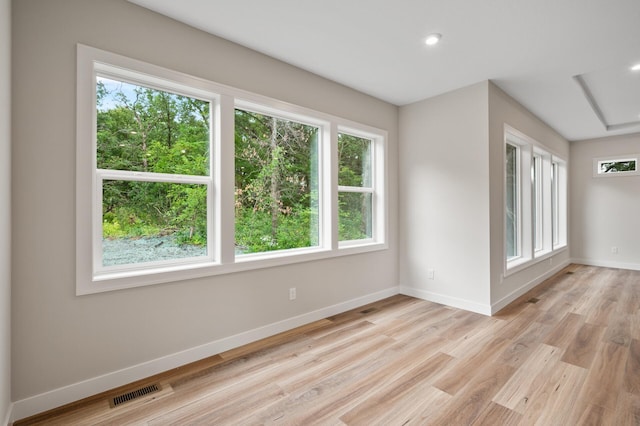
[76, 45, 387, 294]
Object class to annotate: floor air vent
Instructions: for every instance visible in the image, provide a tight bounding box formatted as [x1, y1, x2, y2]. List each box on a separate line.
[527, 297, 540, 304]
[360, 307, 377, 314]
[110, 383, 161, 408]
[566, 271, 574, 274]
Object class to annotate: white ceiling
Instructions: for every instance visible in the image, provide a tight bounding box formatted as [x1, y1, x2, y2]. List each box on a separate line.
[129, 0, 640, 141]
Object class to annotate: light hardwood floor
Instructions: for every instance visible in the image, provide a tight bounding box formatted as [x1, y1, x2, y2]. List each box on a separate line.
[14, 264, 640, 425]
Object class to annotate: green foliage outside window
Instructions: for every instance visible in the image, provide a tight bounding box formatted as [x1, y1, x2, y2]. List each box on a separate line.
[234, 109, 319, 254]
[97, 78, 377, 261]
[338, 133, 373, 241]
[97, 78, 210, 249]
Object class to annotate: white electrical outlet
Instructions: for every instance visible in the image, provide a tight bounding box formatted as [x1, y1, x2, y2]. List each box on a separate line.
[612, 246, 618, 254]
[289, 287, 296, 300]
[427, 269, 435, 280]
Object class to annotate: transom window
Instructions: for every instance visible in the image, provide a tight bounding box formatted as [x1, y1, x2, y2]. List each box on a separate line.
[76, 45, 387, 294]
[594, 156, 639, 177]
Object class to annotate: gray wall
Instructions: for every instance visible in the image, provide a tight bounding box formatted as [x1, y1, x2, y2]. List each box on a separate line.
[399, 81, 571, 314]
[12, 0, 398, 402]
[570, 133, 640, 269]
[1, 0, 11, 422]
[399, 81, 492, 313]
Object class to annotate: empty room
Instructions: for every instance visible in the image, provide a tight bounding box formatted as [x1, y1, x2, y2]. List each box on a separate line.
[2, 0, 639, 424]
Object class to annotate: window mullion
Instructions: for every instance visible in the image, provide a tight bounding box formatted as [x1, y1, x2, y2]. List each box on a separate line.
[329, 123, 339, 250]
[218, 94, 235, 264]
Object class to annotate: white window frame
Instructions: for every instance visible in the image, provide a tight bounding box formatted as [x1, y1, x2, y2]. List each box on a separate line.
[77, 44, 387, 295]
[504, 125, 566, 275]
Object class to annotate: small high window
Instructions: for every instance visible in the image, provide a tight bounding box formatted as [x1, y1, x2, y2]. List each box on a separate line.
[594, 157, 639, 176]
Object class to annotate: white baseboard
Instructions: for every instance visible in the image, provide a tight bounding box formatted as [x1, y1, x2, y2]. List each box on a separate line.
[490, 259, 571, 314]
[571, 258, 640, 271]
[3, 403, 12, 426]
[10, 286, 399, 423]
[399, 286, 492, 316]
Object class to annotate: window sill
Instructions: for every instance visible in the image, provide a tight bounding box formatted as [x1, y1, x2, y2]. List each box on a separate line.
[79, 241, 388, 296]
[504, 246, 567, 278]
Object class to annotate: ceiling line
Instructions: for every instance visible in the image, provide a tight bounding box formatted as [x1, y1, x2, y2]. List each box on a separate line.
[572, 75, 607, 131]
[573, 74, 640, 133]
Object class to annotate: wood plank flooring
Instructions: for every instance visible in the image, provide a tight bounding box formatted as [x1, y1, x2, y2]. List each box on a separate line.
[14, 264, 640, 425]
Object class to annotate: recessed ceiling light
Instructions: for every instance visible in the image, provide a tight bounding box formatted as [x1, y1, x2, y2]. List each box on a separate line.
[425, 33, 442, 46]
[631, 63, 640, 72]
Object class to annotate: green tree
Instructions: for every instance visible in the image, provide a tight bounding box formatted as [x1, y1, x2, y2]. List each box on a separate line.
[97, 78, 210, 245]
[234, 109, 318, 253]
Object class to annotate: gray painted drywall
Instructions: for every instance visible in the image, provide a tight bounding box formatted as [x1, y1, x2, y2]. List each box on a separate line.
[570, 133, 640, 269]
[11, 0, 398, 401]
[399, 81, 492, 310]
[1, 0, 11, 422]
[488, 83, 571, 305]
[399, 81, 571, 312]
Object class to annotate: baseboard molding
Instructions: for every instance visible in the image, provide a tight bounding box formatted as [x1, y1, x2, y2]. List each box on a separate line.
[571, 258, 640, 271]
[399, 286, 492, 316]
[10, 286, 399, 423]
[3, 403, 12, 426]
[490, 259, 571, 314]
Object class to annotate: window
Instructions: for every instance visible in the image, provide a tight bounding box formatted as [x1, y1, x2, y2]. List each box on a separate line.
[594, 156, 639, 176]
[551, 158, 567, 250]
[338, 132, 375, 243]
[505, 143, 520, 260]
[532, 154, 543, 252]
[234, 108, 320, 255]
[95, 76, 213, 274]
[551, 162, 559, 247]
[76, 45, 387, 294]
[504, 126, 566, 273]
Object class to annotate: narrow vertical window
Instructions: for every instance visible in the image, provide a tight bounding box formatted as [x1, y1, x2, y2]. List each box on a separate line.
[532, 154, 543, 252]
[338, 132, 374, 242]
[505, 143, 519, 260]
[551, 162, 559, 246]
[234, 108, 320, 254]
